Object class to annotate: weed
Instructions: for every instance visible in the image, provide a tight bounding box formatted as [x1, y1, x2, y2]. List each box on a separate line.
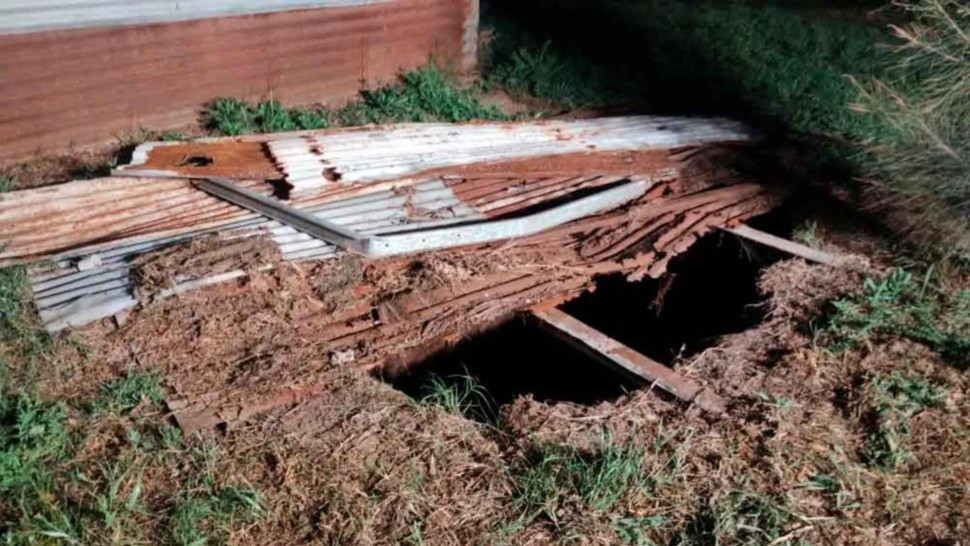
[0, 175, 12, 193]
[676, 489, 805, 546]
[820, 268, 970, 368]
[792, 220, 822, 249]
[92, 369, 165, 413]
[0, 264, 54, 361]
[0, 393, 68, 493]
[799, 472, 860, 512]
[206, 66, 504, 136]
[169, 486, 263, 546]
[487, 39, 618, 109]
[853, 0, 970, 255]
[755, 391, 795, 411]
[417, 372, 496, 422]
[611, 515, 665, 545]
[341, 66, 506, 125]
[861, 371, 948, 470]
[0, 385, 261, 545]
[511, 427, 689, 531]
[206, 97, 329, 135]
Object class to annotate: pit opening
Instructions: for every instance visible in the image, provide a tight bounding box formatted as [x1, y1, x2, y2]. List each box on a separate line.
[382, 213, 795, 420]
[562, 228, 788, 365]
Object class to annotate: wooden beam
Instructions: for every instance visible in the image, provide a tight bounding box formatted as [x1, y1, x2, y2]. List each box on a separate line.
[722, 224, 844, 266]
[532, 307, 727, 414]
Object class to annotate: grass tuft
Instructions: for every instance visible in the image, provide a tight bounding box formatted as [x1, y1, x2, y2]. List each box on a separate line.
[510, 426, 690, 535]
[206, 66, 505, 136]
[860, 371, 948, 470]
[93, 369, 165, 414]
[677, 489, 805, 546]
[417, 372, 496, 423]
[819, 267, 970, 367]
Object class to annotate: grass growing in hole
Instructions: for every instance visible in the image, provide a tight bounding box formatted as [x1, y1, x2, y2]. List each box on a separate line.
[860, 371, 948, 470]
[206, 66, 506, 136]
[819, 268, 970, 368]
[417, 372, 496, 422]
[0, 175, 12, 193]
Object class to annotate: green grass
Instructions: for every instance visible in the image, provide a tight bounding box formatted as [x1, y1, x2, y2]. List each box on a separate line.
[0, 381, 261, 545]
[91, 369, 165, 414]
[676, 489, 806, 546]
[818, 268, 970, 368]
[510, 427, 690, 535]
[486, 0, 887, 140]
[860, 371, 948, 471]
[206, 66, 506, 136]
[417, 372, 496, 423]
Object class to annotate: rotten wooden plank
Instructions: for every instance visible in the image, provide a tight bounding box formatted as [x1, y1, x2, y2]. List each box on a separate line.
[723, 224, 844, 266]
[532, 307, 727, 414]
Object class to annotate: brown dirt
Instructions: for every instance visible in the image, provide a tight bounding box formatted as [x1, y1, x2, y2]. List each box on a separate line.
[131, 233, 281, 301]
[13, 229, 970, 545]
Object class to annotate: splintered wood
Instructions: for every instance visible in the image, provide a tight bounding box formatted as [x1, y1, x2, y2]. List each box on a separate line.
[0, 116, 784, 432]
[168, 178, 781, 432]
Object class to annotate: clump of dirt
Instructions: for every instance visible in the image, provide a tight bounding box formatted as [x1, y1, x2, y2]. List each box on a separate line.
[365, 249, 542, 301]
[130, 233, 281, 301]
[311, 253, 365, 314]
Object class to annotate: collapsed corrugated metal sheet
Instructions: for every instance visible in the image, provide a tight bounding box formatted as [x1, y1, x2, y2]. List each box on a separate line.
[25, 172, 662, 331]
[120, 116, 752, 191]
[0, 115, 765, 333]
[0, 0, 477, 161]
[1, 116, 734, 263]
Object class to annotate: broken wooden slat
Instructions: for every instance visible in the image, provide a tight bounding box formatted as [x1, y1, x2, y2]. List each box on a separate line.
[531, 307, 727, 414]
[723, 225, 844, 266]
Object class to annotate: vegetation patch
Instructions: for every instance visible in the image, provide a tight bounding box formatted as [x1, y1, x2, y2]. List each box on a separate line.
[818, 268, 970, 368]
[509, 427, 689, 539]
[0, 381, 262, 544]
[676, 489, 806, 546]
[416, 372, 497, 423]
[206, 66, 506, 136]
[859, 371, 949, 470]
[853, 0, 970, 255]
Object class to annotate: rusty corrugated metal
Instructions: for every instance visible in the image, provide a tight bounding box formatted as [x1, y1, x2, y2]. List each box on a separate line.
[0, 0, 475, 162]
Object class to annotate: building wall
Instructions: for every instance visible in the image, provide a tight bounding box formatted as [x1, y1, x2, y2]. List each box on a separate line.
[0, 0, 478, 162]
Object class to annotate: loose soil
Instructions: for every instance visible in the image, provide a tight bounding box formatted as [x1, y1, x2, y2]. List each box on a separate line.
[11, 215, 968, 545]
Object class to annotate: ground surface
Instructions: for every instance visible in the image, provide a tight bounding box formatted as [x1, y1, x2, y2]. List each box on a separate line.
[2, 1, 969, 545]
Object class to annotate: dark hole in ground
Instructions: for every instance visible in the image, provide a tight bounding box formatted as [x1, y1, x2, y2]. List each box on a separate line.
[563, 224, 789, 365]
[382, 211, 795, 420]
[382, 317, 641, 422]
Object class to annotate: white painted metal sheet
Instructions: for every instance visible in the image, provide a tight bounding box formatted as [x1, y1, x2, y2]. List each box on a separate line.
[0, 0, 392, 35]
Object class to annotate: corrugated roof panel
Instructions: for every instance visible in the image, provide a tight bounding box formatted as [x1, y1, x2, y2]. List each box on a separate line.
[26, 173, 642, 332]
[127, 116, 752, 191]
